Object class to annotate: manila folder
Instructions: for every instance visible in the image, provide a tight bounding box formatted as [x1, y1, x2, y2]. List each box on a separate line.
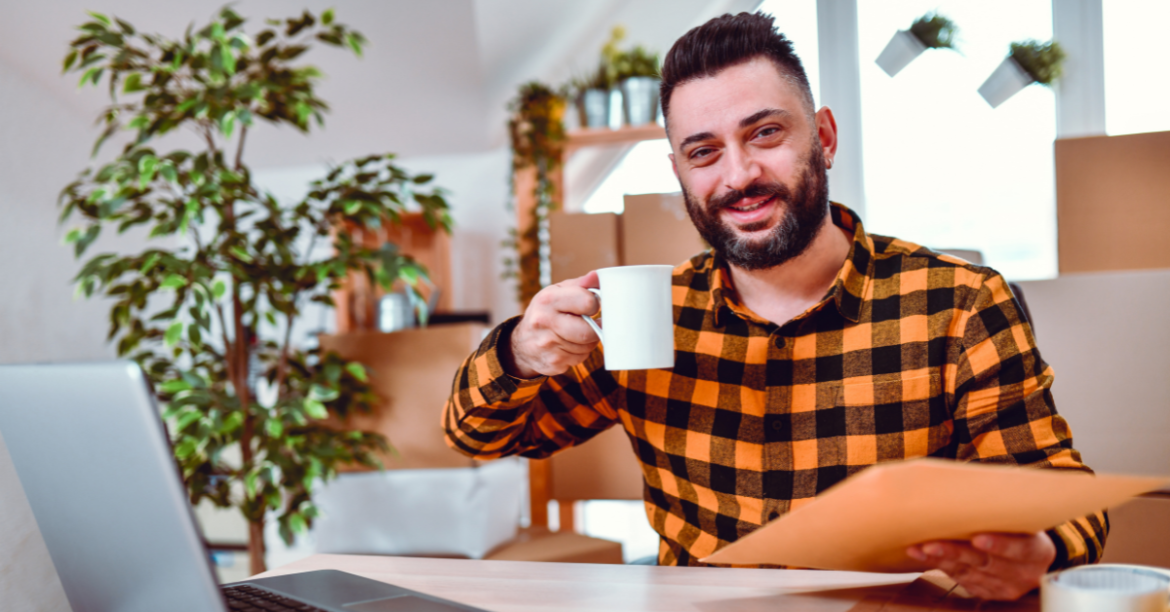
[699, 458, 1167, 572]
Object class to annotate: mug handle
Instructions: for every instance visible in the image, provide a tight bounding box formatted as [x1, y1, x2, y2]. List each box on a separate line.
[580, 288, 604, 343]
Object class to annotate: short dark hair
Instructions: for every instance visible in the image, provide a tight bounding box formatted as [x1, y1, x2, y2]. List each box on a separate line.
[660, 12, 814, 124]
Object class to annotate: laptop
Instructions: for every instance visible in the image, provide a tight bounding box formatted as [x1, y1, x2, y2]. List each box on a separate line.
[0, 361, 490, 612]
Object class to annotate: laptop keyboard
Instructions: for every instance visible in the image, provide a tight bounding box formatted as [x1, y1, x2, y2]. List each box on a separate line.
[222, 584, 328, 612]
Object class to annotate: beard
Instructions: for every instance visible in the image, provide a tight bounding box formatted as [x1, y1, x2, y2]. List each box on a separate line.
[682, 144, 830, 271]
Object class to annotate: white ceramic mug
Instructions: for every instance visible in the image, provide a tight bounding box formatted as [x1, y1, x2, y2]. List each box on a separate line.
[579, 265, 675, 371]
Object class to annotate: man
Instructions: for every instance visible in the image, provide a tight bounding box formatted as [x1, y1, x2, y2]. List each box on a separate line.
[444, 12, 1105, 600]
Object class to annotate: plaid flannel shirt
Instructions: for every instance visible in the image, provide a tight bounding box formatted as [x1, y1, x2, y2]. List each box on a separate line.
[443, 203, 1107, 568]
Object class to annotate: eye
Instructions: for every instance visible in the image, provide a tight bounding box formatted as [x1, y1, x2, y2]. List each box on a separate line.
[688, 146, 715, 160]
[754, 125, 781, 139]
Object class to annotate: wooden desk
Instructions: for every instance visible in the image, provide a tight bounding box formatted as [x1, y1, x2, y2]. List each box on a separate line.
[258, 555, 1039, 611]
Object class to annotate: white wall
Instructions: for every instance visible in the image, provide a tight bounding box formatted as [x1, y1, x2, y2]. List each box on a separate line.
[0, 56, 109, 612]
[1018, 268, 1170, 477]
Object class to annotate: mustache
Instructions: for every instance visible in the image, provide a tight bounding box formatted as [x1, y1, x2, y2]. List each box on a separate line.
[708, 181, 793, 211]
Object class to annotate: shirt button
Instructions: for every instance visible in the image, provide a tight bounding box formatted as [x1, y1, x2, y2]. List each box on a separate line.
[774, 336, 786, 349]
[769, 511, 780, 521]
[771, 420, 784, 431]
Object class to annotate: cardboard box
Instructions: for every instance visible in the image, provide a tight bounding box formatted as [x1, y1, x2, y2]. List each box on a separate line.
[549, 210, 619, 283]
[1100, 494, 1170, 569]
[485, 527, 624, 564]
[1055, 131, 1170, 273]
[621, 193, 706, 267]
[319, 324, 487, 470]
[550, 427, 643, 502]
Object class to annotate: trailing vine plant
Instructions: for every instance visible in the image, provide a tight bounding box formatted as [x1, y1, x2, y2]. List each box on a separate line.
[504, 82, 566, 306]
[59, 6, 451, 575]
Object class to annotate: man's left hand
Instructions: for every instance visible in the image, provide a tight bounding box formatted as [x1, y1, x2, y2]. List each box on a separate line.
[906, 531, 1056, 600]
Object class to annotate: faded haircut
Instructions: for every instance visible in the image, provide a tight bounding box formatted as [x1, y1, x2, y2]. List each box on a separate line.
[659, 12, 815, 125]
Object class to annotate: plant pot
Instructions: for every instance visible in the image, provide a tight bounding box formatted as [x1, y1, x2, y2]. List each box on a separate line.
[621, 76, 661, 126]
[578, 88, 612, 129]
[978, 57, 1034, 109]
[875, 30, 927, 77]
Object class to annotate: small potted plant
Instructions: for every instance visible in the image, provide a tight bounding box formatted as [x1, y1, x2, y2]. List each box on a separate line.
[978, 39, 1065, 108]
[875, 11, 959, 77]
[615, 44, 660, 126]
[572, 65, 616, 130]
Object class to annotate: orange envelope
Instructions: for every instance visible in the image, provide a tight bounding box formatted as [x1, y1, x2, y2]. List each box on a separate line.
[700, 458, 1168, 572]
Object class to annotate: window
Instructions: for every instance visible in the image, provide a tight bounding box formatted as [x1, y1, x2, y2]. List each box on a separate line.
[1103, 0, 1170, 136]
[857, 1, 1057, 280]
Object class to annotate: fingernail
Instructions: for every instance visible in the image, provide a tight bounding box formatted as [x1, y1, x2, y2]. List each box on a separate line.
[923, 543, 944, 557]
[906, 547, 925, 561]
[972, 535, 993, 551]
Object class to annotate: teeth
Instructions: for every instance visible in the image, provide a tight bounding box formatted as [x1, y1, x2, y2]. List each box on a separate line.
[730, 201, 765, 212]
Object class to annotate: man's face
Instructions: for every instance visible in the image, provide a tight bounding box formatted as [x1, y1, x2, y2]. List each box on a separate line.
[668, 57, 831, 271]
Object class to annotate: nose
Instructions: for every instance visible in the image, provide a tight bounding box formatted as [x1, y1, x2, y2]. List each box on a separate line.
[722, 143, 762, 193]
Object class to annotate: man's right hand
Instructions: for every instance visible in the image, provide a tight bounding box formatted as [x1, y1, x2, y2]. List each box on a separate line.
[502, 271, 602, 379]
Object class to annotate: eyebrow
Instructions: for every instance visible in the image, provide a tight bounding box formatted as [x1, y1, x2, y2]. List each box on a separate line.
[677, 108, 792, 150]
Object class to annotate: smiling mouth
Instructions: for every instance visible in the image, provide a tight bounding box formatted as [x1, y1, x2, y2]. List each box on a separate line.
[725, 195, 776, 213]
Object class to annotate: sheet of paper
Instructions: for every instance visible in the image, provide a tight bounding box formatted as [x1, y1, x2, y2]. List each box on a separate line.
[700, 458, 1168, 572]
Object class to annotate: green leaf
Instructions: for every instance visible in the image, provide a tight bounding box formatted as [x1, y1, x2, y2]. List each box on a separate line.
[220, 41, 236, 75]
[245, 471, 258, 498]
[176, 410, 202, 431]
[343, 200, 361, 215]
[79, 67, 102, 88]
[221, 411, 244, 434]
[159, 379, 191, 393]
[141, 252, 160, 273]
[212, 279, 226, 299]
[309, 384, 339, 402]
[122, 72, 144, 93]
[138, 155, 157, 188]
[345, 362, 368, 382]
[159, 161, 177, 183]
[63, 50, 79, 73]
[174, 438, 198, 458]
[345, 32, 363, 57]
[266, 418, 283, 437]
[321, 9, 334, 25]
[160, 274, 187, 289]
[230, 246, 253, 263]
[86, 11, 112, 26]
[303, 398, 328, 419]
[164, 321, 183, 346]
[220, 110, 236, 138]
[63, 228, 82, 244]
[288, 511, 307, 535]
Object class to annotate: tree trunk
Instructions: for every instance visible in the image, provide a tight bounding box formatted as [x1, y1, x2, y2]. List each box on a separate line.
[249, 516, 267, 575]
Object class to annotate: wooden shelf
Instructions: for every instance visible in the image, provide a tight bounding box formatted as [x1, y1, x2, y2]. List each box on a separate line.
[565, 124, 667, 155]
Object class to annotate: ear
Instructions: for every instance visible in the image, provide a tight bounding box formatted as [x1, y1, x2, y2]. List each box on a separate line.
[814, 106, 839, 165]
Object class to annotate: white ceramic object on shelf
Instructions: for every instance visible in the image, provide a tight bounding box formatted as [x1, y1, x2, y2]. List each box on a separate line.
[875, 30, 927, 77]
[978, 56, 1034, 109]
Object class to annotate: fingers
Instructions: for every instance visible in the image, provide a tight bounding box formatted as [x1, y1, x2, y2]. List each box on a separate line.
[907, 534, 1053, 601]
[572, 270, 600, 290]
[510, 277, 605, 376]
[972, 532, 1050, 563]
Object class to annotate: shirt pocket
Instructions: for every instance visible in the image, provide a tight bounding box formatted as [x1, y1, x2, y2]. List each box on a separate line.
[839, 374, 950, 469]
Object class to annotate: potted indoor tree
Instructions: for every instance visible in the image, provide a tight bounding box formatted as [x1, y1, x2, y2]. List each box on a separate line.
[59, 6, 451, 574]
[875, 11, 959, 77]
[979, 39, 1066, 108]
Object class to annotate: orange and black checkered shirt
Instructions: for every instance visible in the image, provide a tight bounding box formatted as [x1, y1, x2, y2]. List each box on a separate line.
[443, 203, 1107, 569]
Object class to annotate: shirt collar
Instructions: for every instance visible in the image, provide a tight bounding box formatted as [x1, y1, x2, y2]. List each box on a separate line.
[708, 202, 874, 327]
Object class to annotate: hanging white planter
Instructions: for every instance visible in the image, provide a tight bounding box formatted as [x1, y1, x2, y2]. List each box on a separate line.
[978, 57, 1034, 108]
[875, 30, 927, 77]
